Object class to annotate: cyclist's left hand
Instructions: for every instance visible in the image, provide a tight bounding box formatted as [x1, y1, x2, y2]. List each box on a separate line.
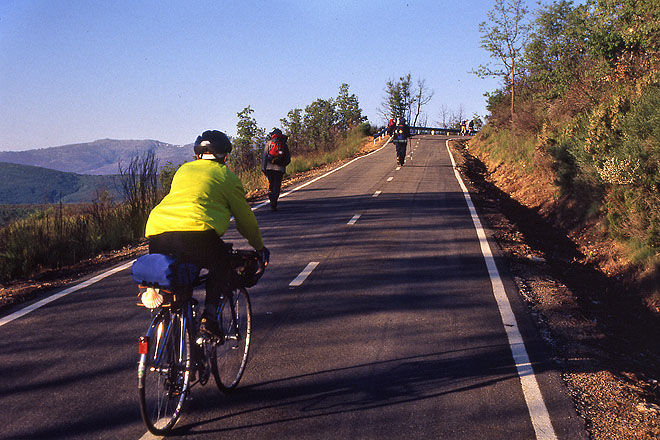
[257, 246, 270, 268]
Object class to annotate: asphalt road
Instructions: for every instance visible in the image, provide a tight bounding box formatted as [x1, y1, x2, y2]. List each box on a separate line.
[0, 136, 587, 439]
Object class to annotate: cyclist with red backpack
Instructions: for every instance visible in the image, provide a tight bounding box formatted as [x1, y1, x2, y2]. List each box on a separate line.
[262, 128, 291, 211]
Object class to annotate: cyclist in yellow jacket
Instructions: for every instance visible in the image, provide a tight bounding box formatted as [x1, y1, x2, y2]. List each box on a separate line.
[145, 130, 269, 339]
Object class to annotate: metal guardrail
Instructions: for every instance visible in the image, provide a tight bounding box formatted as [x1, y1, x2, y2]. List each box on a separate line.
[410, 126, 462, 135]
[372, 126, 473, 145]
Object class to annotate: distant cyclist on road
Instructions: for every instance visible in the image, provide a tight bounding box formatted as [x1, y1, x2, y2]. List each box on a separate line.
[145, 130, 269, 339]
[392, 117, 411, 166]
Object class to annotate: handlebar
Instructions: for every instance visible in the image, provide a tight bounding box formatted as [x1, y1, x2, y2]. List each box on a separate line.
[255, 247, 270, 278]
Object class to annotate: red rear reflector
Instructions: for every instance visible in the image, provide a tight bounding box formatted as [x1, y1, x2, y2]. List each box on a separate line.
[138, 336, 149, 354]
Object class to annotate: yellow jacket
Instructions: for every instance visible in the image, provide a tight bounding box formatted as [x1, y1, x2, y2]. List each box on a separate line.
[145, 159, 264, 250]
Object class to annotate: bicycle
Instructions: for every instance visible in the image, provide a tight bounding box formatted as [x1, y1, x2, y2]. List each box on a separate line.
[131, 245, 266, 435]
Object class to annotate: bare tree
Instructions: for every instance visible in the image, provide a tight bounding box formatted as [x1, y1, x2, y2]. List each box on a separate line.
[450, 104, 467, 129]
[118, 149, 160, 239]
[411, 78, 434, 126]
[436, 104, 451, 128]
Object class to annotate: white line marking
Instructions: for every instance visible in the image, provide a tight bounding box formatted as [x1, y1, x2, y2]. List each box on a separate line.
[347, 214, 360, 225]
[386, 177, 393, 182]
[0, 260, 135, 328]
[1, 144, 385, 325]
[289, 262, 319, 287]
[252, 143, 390, 211]
[373, 190, 382, 197]
[446, 140, 558, 440]
[395, 166, 401, 171]
[138, 430, 162, 440]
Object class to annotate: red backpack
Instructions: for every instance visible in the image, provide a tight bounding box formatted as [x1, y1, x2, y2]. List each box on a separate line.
[268, 137, 284, 157]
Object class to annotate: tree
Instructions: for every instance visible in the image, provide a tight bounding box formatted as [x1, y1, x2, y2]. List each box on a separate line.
[524, 0, 589, 99]
[381, 74, 413, 122]
[450, 104, 467, 129]
[381, 74, 432, 125]
[232, 106, 266, 172]
[280, 108, 304, 155]
[335, 83, 366, 131]
[436, 104, 451, 128]
[303, 98, 337, 152]
[411, 78, 434, 126]
[475, 0, 530, 120]
[470, 113, 485, 131]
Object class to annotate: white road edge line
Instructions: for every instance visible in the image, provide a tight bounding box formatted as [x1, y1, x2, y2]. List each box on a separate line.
[0, 260, 135, 328]
[445, 140, 558, 440]
[289, 262, 320, 288]
[2, 143, 390, 326]
[347, 214, 361, 225]
[252, 142, 390, 211]
[138, 430, 162, 440]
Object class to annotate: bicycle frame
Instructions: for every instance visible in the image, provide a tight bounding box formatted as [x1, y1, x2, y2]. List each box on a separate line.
[135, 248, 259, 434]
[222, 291, 240, 341]
[139, 301, 198, 382]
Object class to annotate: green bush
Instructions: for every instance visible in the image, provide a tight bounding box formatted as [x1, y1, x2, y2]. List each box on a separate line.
[600, 84, 660, 252]
[358, 122, 373, 136]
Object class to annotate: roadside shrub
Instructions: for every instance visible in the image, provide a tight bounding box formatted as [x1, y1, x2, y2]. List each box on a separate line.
[474, 125, 536, 169]
[0, 200, 139, 282]
[601, 83, 660, 254]
[358, 122, 373, 136]
[235, 167, 267, 195]
[280, 126, 370, 177]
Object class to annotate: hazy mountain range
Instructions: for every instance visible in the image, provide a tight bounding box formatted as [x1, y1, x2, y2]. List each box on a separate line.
[0, 139, 194, 175]
[0, 139, 194, 204]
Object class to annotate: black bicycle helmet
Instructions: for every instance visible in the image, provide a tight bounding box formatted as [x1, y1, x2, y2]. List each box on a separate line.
[194, 130, 232, 158]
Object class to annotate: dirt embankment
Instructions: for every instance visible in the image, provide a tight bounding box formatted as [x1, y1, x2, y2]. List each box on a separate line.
[450, 140, 659, 439]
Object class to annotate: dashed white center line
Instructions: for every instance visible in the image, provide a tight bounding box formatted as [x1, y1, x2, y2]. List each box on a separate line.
[396, 166, 401, 171]
[289, 262, 320, 287]
[373, 190, 382, 197]
[347, 214, 360, 225]
[387, 177, 393, 182]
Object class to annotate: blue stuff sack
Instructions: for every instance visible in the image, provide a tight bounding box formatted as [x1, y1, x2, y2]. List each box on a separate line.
[131, 254, 199, 288]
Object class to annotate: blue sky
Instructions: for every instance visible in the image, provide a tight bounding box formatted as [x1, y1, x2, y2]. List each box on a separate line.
[1, 0, 506, 151]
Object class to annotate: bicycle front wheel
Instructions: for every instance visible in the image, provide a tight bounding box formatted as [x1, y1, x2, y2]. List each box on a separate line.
[138, 310, 191, 434]
[212, 288, 251, 391]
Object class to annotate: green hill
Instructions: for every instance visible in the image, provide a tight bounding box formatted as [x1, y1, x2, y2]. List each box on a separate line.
[0, 139, 192, 175]
[0, 162, 121, 204]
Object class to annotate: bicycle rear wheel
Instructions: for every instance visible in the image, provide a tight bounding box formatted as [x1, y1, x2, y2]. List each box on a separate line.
[138, 310, 191, 434]
[212, 288, 251, 391]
